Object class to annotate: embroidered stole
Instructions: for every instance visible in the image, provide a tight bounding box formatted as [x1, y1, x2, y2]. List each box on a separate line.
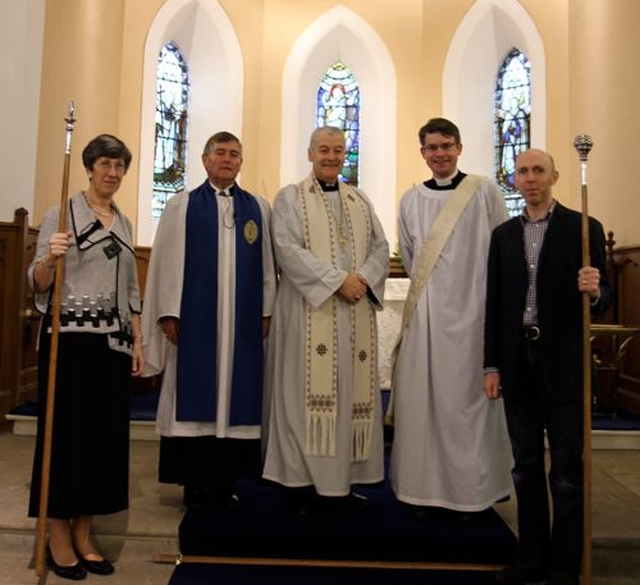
[387, 174, 481, 423]
[298, 175, 376, 461]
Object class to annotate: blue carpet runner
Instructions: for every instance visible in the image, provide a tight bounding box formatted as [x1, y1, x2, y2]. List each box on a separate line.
[174, 446, 517, 585]
[178, 475, 516, 564]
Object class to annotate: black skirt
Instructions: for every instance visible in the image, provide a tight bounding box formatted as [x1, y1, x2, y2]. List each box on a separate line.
[28, 332, 131, 519]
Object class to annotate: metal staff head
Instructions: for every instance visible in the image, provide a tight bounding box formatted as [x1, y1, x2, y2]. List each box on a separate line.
[64, 101, 76, 154]
[574, 135, 593, 186]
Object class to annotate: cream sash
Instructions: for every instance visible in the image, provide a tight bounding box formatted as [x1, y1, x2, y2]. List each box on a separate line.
[298, 174, 377, 461]
[387, 174, 482, 422]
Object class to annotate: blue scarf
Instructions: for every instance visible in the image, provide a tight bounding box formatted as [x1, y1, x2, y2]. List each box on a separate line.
[176, 181, 263, 424]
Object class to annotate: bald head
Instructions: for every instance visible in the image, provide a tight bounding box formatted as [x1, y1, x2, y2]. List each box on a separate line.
[516, 148, 556, 173]
[514, 148, 559, 217]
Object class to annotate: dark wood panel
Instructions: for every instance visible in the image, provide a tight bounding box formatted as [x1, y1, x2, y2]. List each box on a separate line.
[0, 209, 39, 430]
[610, 243, 640, 416]
[135, 246, 151, 300]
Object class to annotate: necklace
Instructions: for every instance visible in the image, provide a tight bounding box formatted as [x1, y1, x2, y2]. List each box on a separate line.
[217, 191, 235, 229]
[84, 193, 112, 217]
[329, 196, 348, 247]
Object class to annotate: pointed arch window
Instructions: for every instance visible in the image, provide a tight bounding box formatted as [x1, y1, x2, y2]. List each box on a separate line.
[152, 41, 189, 219]
[316, 62, 360, 186]
[494, 48, 531, 216]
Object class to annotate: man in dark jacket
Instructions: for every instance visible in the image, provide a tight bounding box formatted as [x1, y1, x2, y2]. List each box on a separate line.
[483, 149, 612, 585]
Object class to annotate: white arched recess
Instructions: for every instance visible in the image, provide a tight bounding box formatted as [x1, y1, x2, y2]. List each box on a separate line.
[281, 6, 398, 247]
[137, 0, 244, 246]
[443, 0, 546, 176]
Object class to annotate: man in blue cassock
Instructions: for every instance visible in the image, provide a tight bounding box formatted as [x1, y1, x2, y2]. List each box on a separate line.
[142, 131, 276, 509]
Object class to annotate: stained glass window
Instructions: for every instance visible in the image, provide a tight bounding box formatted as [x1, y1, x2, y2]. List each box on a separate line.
[152, 42, 189, 219]
[316, 62, 360, 186]
[494, 48, 531, 216]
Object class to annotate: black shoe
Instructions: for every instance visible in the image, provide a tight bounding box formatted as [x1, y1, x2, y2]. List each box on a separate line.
[452, 510, 486, 524]
[411, 506, 472, 522]
[79, 556, 115, 575]
[315, 491, 370, 512]
[183, 484, 206, 510]
[46, 545, 87, 581]
[344, 491, 369, 510]
[494, 564, 547, 585]
[410, 505, 439, 521]
[287, 486, 317, 516]
[217, 491, 240, 510]
[545, 573, 579, 585]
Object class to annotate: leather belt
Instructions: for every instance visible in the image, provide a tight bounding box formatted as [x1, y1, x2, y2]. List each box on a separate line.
[524, 325, 541, 341]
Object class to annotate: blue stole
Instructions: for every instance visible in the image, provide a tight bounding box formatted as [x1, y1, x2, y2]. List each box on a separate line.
[176, 181, 264, 424]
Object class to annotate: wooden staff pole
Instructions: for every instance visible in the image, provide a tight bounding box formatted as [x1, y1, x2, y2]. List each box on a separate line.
[573, 134, 594, 585]
[35, 102, 76, 576]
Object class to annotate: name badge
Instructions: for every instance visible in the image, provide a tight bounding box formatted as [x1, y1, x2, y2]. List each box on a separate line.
[103, 239, 122, 259]
[244, 220, 259, 244]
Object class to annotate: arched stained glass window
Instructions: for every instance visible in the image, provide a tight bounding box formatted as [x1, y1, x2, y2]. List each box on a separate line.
[494, 48, 531, 216]
[316, 62, 360, 186]
[152, 41, 189, 219]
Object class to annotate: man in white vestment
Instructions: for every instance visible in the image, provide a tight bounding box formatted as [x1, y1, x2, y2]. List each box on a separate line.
[262, 126, 389, 514]
[389, 118, 513, 517]
[142, 132, 276, 509]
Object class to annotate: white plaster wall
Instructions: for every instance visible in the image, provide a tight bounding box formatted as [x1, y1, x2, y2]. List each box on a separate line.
[0, 0, 45, 222]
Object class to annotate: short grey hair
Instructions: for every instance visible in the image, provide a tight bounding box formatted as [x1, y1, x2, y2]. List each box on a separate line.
[309, 126, 345, 150]
[203, 131, 242, 155]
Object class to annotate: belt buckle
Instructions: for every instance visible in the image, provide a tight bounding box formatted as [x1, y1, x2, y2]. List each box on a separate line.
[525, 325, 541, 341]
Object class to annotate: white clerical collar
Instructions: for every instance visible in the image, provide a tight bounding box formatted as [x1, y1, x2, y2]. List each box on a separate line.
[210, 181, 232, 196]
[433, 170, 459, 187]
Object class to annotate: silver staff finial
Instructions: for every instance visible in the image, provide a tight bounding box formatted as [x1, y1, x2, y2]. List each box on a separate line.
[573, 134, 593, 162]
[64, 101, 76, 154]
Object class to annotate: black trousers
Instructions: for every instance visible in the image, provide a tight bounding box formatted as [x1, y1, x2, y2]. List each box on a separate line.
[503, 340, 584, 578]
[159, 435, 261, 491]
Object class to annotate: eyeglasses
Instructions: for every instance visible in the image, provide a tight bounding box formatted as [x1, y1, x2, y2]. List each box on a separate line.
[96, 160, 126, 173]
[421, 143, 458, 153]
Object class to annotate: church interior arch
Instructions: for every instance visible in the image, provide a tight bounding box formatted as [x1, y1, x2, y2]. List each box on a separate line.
[137, 0, 244, 246]
[443, 0, 546, 179]
[280, 5, 398, 246]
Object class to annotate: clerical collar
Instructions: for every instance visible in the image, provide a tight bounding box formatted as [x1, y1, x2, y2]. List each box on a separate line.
[316, 178, 339, 192]
[424, 171, 466, 191]
[210, 182, 234, 196]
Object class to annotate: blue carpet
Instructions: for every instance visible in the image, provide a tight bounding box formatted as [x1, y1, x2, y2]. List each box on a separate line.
[179, 474, 516, 564]
[9, 391, 160, 422]
[168, 563, 497, 585]
[592, 413, 640, 430]
[129, 389, 159, 421]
